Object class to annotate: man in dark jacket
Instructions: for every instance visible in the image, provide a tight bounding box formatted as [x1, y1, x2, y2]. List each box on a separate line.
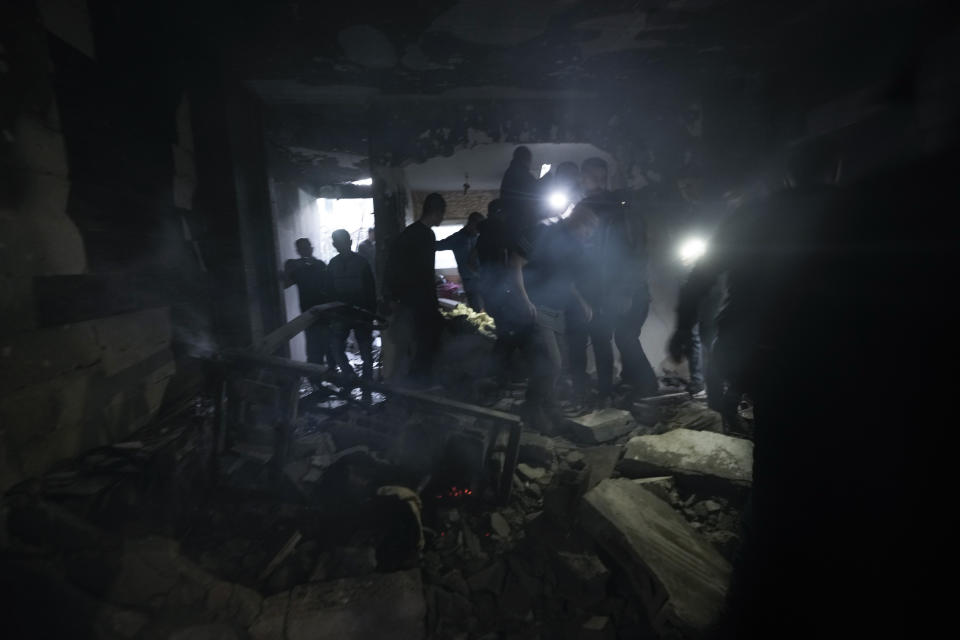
[283, 238, 334, 369]
[384, 193, 446, 385]
[570, 157, 658, 407]
[436, 211, 484, 310]
[328, 229, 377, 381]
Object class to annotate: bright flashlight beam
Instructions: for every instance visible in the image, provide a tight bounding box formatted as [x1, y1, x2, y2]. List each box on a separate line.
[350, 178, 373, 186]
[548, 191, 569, 210]
[679, 237, 707, 264]
[539, 163, 552, 178]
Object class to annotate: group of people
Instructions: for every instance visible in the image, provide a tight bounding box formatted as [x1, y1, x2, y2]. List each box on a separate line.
[381, 146, 661, 433]
[282, 228, 377, 382]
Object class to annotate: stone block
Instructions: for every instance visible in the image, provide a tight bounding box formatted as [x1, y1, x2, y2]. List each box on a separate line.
[618, 428, 753, 491]
[565, 409, 634, 444]
[581, 446, 623, 489]
[579, 616, 615, 640]
[580, 479, 731, 637]
[0, 322, 99, 391]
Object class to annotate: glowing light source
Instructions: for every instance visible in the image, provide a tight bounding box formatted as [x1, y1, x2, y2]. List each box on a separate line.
[548, 191, 569, 210]
[678, 237, 708, 265]
[539, 163, 552, 178]
[350, 177, 373, 186]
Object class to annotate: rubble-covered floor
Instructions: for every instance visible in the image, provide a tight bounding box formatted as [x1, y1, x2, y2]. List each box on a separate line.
[1, 332, 754, 640]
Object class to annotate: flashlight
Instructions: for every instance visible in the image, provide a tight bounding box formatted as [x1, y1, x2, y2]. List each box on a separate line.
[548, 191, 569, 211]
[678, 237, 707, 265]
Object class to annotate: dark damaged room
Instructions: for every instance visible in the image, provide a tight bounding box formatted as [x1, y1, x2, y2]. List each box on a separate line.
[0, 1, 956, 638]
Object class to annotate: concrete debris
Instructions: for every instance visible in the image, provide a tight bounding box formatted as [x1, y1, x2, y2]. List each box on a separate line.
[490, 512, 512, 538]
[581, 479, 731, 637]
[654, 400, 724, 434]
[518, 432, 556, 466]
[581, 446, 623, 489]
[565, 408, 635, 444]
[632, 476, 676, 503]
[516, 462, 547, 482]
[618, 428, 753, 492]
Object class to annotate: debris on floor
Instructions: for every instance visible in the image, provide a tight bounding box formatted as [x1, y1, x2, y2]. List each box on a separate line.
[1, 362, 753, 639]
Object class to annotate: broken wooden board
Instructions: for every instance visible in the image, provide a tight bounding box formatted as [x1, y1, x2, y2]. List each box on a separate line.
[580, 478, 731, 638]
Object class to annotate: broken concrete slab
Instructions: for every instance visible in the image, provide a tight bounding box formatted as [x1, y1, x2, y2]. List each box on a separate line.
[565, 408, 634, 444]
[631, 476, 676, 503]
[516, 462, 547, 482]
[617, 428, 753, 492]
[580, 479, 731, 637]
[280, 569, 425, 640]
[581, 446, 623, 489]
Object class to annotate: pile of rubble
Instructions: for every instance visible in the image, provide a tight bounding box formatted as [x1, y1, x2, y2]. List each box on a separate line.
[0, 380, 753, 639]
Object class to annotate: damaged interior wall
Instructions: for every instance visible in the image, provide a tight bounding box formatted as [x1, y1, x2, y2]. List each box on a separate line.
[0, 0, 274, 492]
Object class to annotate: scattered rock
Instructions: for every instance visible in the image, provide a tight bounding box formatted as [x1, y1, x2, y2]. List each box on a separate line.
[704, 500, 723, 513]
[581, 446, 623, 489]
[517, 463, 547, 482]
[519, 432, 556, 466]
[566, 409, 635, 444]
[490, 512, 512, 539]
[580, 479, 731, 637]
[631, 476, 676, 503]
[617, 429, 753, 493]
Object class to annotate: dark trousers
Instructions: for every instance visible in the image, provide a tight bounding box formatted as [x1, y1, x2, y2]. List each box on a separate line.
[304, 323, 334, 368]
[463, 280, 483, 312]
[567, 312, 615, 395]
[614, 290, 658, 396]
[332, 320, 374, 380]
[525, 323, 562, 411]
[397, 300, 442, 383]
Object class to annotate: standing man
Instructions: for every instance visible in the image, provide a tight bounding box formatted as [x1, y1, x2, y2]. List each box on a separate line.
[521, 203, 599, 433]
[500, 146, 539, 220]
[384, 193, 447, 386]
[358, 226, 376, 271]
[283, 238, 334, 369]
[327, 229, 377, 382]
[435, 211, 484, 311]
[571, 157, 658, 407]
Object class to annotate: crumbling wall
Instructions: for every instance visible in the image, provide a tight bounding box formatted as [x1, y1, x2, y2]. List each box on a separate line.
[0, 1, 262, 492]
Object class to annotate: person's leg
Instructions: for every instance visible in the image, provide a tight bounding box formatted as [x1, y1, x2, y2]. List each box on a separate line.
[615, 290, 658, 397]
[591, 313, 615, 399]
[524, 324, 561, 432]
[330, 320, 352, 379]
[464, 284, 483, 312]
[565, 313, 589, 396]
[355, 324, 374, 380]
[410, 304, 442, 385]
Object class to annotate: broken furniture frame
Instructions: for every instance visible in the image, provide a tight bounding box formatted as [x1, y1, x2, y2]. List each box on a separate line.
[210, 304, 523, 504]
